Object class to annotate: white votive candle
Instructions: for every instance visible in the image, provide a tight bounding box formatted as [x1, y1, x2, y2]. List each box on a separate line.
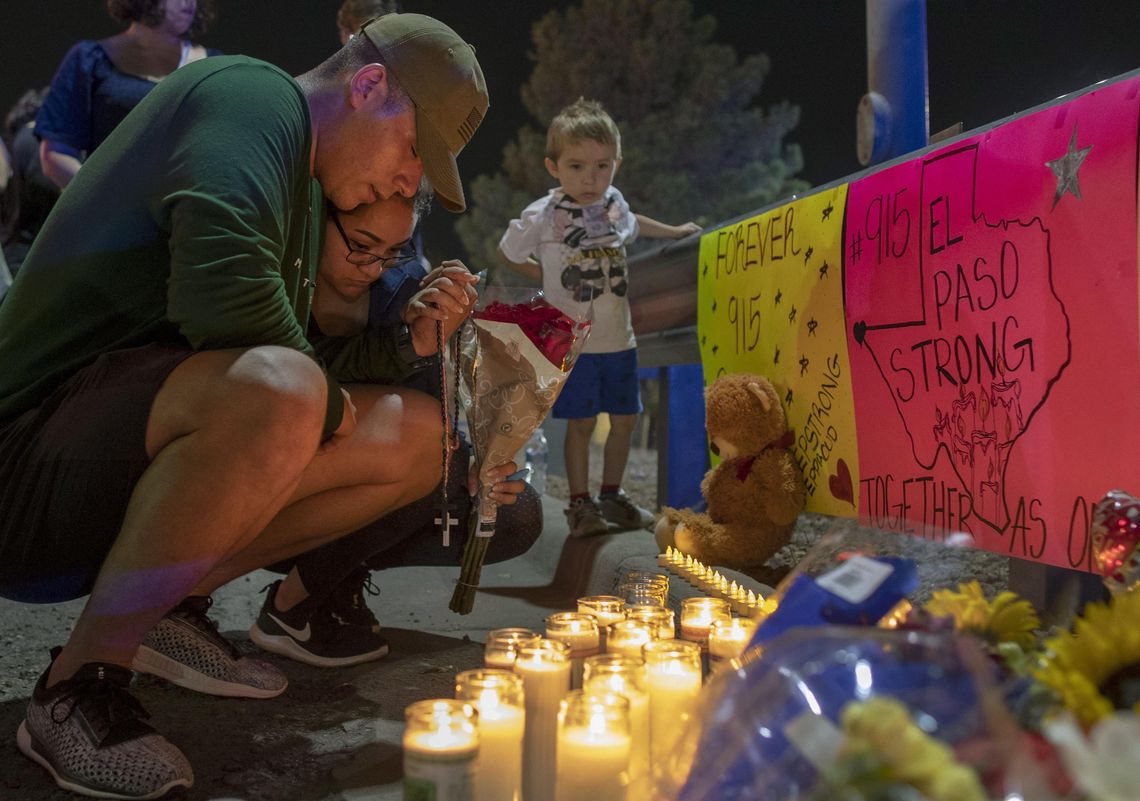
[583, 655, 649, 799]
[555, 691, 631, 801]
[679, 597, 732, 650]
[606, 619, 658, 660]
[403, 699, 479, 801]
[514, 639, 571, 801]
[455, 669, 524, 801]
[708, 617, 757, 671]
[624, 604, 675, 639]
[546, 612, 600, 688]
[643, 640, 702, 784]
[484, 628, 541, 670]
[577, 596, 626, 650]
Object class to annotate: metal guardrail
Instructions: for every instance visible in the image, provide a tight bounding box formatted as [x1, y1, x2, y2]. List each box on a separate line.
[627, 234, 701, 368]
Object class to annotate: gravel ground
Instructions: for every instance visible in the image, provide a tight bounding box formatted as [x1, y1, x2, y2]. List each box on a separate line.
[546, 442, 1010, 601]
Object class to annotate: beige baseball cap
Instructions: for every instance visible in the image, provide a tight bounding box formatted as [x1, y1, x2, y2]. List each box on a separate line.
[362, 13, 488, 212]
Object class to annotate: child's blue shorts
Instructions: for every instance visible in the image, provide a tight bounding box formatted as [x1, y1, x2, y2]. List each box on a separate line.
[553, 348, 643, 419]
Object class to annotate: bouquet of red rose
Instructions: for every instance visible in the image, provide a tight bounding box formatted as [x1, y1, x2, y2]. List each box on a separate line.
[449, 286, 590, 613]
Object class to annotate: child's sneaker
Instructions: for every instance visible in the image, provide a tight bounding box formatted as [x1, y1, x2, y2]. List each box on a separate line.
[565, 496, 610, 537]
[599, 490, 655, 530]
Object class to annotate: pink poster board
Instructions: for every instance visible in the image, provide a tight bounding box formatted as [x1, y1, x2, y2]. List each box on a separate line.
[844, 76, 1140, 569]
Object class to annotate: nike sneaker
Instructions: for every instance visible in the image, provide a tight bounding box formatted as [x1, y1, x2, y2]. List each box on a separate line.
[248, 580, 389, 668]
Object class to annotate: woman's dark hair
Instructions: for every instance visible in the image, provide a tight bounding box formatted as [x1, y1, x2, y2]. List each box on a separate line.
[106, 0, 216, 39]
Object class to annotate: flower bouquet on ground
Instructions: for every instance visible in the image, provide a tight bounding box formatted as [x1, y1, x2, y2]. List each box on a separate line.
[661, 627, 1025, 801]
[448, 286, 590, 614]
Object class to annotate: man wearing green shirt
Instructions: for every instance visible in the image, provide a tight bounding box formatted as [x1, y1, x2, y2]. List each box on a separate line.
[0, 14, 488, 799]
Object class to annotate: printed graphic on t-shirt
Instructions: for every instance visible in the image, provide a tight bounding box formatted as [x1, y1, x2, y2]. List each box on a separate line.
[552, 194, 630, 303]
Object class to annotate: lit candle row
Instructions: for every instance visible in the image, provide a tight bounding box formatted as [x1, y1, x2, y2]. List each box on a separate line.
[658, 546, 775, 617]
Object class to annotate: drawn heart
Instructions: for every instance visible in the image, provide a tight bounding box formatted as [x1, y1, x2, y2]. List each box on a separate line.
[852, 320, 867, 345]
[829, 458, 854, 506]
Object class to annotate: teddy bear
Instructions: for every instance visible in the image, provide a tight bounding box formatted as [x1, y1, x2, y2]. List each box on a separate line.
[654, 373, 806, 569]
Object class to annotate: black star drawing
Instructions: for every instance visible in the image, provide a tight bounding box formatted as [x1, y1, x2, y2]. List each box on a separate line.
[785, 389, 794, 406]
[788, 305, 797, 324]
[712, 299, 717, 312]
[774, 289, 783, 306]
[819, 261, 830, 279]
[807, 318, 819, 336]
[799, 355, 810, 376]
[773, 347, 780, 364]
[702, 262, 709, 277]
[712, 344, 719, 354]
[803, 246, 814, 265]
[822, 203, 833, 222]
[1045, 123, 1092, 209]
[701, 335, 706, 346]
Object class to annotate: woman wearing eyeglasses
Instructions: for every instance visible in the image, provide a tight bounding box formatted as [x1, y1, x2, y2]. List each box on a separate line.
[244, 194, 537, 668]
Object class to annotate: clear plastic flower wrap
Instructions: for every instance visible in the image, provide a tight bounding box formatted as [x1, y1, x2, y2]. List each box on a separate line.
[658, 626, 1026, 801]
[448, 286, 590, 613]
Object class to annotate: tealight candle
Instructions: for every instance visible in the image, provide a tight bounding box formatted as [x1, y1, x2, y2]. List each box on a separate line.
[403, 699, 479, 801]
[606, 619, 658, 660]
[583, 654, 649, 798]
[485, 628, 541, 670]
[455, 669, 524, 801]
[577, 596, 626, 650]
[643, 640, 702, 785]
[555, 691, 631, 801]
[707, 617, 757, 670]
[624, 605, 675, 639]
[514, 639, 571, 801]
[679, 597, 732, 650]
[546, 612, 600, 688]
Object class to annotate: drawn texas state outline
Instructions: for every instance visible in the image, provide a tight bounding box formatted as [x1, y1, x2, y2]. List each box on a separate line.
[851, 144, 1071, 532]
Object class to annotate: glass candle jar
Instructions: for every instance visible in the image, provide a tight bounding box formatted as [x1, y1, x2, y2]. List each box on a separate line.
[605, 619, 659, 660]
[707, 617, 758, 670]
[583, 654, 649, 798]
[624, 604, 675, 639]
[617, 571, 669, 607]
[514, 639, 571, 801]
[455, 669, 524, 801]
[642, 640, 702, 786]
[678, 597, 732, 650]
[555, 690, 631, 801]
[545, 612, 600, 688]
[484, 627, 541, 670]
[577, 595, 626, 650]
[403, 699, 479, 801]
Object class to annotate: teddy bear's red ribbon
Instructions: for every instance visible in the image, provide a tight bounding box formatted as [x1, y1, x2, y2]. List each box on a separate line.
[734, 429, 795, 481]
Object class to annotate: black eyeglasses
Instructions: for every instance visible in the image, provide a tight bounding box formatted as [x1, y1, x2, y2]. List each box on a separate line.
[331, 207, 418, 268]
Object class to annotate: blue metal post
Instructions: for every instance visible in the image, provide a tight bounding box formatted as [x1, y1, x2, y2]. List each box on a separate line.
[858, 0, 929, 166]
[661, 364, 708, 509]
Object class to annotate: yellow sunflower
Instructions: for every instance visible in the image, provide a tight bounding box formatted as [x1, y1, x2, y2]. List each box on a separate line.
[1035, 590, 1140, 727]
[839, 697, 987, 801]
[924, 581, 1040, 650]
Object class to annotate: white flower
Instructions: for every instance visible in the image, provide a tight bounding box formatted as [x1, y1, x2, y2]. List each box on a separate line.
[1044, 711, 1140, 801]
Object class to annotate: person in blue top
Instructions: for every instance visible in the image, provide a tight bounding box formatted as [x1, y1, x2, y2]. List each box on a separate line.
[36, 0, 220, 189]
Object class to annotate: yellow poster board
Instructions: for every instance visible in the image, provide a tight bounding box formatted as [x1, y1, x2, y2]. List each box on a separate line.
[697, 185, 858, 516]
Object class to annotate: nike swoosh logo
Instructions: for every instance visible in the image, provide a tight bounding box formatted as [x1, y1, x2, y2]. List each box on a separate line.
[267, 611, 311, 642]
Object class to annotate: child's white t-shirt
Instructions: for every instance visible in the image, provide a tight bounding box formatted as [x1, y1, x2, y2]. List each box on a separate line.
[499, 186, 639, 354]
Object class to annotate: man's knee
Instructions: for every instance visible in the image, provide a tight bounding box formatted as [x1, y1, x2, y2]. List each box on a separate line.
[150, 346, 327, 457]
[567, 416, 597, 437]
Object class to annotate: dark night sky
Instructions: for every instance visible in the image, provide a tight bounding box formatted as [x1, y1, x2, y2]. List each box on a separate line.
[2, 1, 1139, 259]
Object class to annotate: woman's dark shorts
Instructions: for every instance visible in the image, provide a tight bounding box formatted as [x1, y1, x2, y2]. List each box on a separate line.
[0, 344, 194, 603]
